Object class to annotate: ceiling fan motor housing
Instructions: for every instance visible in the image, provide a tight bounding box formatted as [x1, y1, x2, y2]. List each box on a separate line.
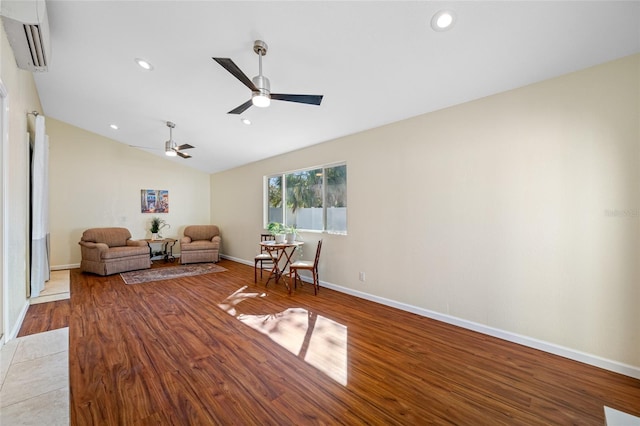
[164, 140, 177, 156]
[252, 75, 270, 96]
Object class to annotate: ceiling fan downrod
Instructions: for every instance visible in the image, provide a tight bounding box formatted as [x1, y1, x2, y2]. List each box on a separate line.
[252, 40, 270, 106]
[166, 121, 175, 140]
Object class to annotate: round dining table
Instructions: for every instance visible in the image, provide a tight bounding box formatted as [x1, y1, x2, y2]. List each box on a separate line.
[259, 240, 304, 293]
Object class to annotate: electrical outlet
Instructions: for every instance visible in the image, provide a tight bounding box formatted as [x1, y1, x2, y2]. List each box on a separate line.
[359, 272, 365, 282]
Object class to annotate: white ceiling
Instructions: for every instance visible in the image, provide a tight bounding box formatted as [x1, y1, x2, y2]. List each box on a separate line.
[32, 1, 640, 174]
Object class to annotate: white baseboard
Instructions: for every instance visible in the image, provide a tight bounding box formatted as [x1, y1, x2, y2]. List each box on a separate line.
[220, 254, 252, 266]
[50, 257, 184, 270]
[317, 279, 640, 380]
[7, 301, 29, 342]
[51, 263, 79, 271]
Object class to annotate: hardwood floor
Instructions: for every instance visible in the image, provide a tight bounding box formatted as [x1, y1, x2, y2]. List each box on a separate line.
[18, 298, 70, 337]
[20, 260, 640, 424]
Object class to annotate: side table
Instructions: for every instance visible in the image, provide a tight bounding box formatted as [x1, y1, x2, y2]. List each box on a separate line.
[141, 238, 177, 262]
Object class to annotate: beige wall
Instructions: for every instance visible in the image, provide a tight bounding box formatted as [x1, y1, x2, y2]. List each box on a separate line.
[2, 11, 637, 374]
[1, 18, 44, 338]
[212, 54, 640, 369]
[48, 118, 211, 267]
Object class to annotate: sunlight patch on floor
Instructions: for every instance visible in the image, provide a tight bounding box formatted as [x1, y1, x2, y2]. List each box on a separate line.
[218, 287, 348, 385]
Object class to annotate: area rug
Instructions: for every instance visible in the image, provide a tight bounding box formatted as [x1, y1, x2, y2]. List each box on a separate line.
[120, 264, 227, 285]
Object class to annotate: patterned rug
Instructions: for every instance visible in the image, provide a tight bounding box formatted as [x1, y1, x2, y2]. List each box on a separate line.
[120, 263, 227, 285]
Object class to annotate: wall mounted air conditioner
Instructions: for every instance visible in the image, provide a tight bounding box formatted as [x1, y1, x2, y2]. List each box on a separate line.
[1, 0, 50, 72]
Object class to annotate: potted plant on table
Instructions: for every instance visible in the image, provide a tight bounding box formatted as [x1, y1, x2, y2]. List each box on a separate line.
[149, 217, 170, 240]
[285, 225, 298, 243]
[267, 222, 286, 243]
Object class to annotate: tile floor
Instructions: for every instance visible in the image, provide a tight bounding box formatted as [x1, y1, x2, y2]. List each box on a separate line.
[30, 270, 70, 305]
[605, 407, 640, 425]
[0, 327, 69, 425]
[0, 270, 70, 424]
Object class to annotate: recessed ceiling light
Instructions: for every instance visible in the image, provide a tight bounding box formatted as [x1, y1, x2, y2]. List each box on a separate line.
[134, 58, 154, 70]
[241, 117, 251, 125]
[109, 124, 118, 130]
[431, 10, 456, 31]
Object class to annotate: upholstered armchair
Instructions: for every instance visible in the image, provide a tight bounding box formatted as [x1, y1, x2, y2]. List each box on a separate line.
[180, 225, 221, 264]
[79, 227, 151, 276]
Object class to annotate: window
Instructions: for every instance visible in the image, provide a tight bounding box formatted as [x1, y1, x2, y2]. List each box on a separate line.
[266, 163, 347, 234]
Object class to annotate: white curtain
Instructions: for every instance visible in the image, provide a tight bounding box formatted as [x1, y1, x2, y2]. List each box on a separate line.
[30, 114, 50, 297]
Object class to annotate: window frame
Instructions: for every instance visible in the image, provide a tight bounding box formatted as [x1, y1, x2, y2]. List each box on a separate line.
[264, 162, 347, 234]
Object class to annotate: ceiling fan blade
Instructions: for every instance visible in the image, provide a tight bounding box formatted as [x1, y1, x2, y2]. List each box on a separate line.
[175, 143, 194, 150]
[212, 58, 258, 92]
[228, 99, 253, 115]
[175, 150, 192, 159]
[270, 94, 323, 106]
[129, 145, 159, 150]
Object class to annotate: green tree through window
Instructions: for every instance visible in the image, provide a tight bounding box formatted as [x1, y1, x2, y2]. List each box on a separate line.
[266, 164, 347, 233]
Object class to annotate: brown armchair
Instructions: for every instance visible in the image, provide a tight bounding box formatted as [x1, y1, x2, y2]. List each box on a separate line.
[79, 227, 151, 276]
[180, 225, 221, 264]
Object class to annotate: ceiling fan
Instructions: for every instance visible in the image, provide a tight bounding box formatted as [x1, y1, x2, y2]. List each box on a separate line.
[164, 121, 194, 158]
[129, 121, 194, 158]
[213, 40, 323, 115]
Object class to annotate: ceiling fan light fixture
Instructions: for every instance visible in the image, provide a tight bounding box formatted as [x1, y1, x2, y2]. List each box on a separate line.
[431, 10, 456, 31]
[252, 93, 271, 108]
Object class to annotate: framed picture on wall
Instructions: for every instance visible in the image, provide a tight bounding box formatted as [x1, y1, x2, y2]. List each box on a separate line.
[141, 189, 169, 213]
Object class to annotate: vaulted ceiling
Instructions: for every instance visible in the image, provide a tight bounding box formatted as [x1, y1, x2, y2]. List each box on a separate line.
[32, 1, 640, 173]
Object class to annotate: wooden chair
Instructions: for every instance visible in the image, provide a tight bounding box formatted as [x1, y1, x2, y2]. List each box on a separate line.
[254, 233, 275, 282]
[289, 240, 322, 295]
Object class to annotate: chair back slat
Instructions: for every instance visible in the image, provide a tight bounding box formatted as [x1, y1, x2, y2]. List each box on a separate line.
[312, 240, 323, 272]
[260, 233, 275, 253]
